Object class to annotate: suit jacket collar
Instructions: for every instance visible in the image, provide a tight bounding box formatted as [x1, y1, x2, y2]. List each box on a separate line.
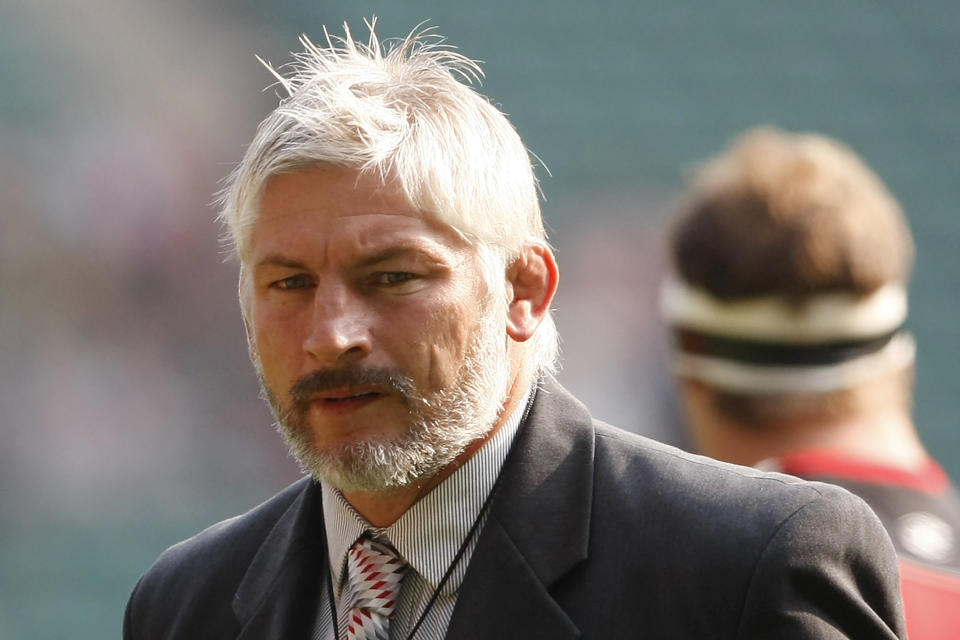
[230, 376, 594, 639]
[233, 477, 328, 639]
[447, 376, 594, 639]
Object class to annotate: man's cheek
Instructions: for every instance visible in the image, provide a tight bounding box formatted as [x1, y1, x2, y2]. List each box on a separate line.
[421, 314, 472, 390]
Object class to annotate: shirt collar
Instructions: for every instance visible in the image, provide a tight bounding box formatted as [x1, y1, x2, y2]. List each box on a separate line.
[322, 386, 532, 595]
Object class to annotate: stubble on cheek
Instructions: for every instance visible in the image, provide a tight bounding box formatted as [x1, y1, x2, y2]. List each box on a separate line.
[424, 305, 474, 392]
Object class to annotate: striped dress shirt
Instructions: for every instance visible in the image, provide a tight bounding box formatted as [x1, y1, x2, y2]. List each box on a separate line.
[311, 388, 531, 640]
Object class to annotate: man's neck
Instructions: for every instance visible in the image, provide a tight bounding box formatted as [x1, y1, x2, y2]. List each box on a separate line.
[703, 409, 929, 472]
[342, 430, 502, 528]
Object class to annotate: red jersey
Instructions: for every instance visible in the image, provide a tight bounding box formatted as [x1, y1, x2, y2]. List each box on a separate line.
[770, 449, 960, 639]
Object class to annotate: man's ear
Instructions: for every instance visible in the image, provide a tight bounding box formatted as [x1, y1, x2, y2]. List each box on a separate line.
[505, 242, 559, 342]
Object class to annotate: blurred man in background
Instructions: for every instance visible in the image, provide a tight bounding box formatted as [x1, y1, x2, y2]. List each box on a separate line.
[125, 25, 906, 639]
[663, 126, 960, 639]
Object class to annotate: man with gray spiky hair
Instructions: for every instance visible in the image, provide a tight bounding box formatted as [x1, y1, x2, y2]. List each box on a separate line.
[124, 24, 906, 639]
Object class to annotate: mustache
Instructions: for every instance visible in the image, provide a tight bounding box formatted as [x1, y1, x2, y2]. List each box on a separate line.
[289, 366, 415, 410]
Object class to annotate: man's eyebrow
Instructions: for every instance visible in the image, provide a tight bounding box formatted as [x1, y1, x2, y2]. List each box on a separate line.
[355, 244, 446, 268]
[253, 245, 448, 271]
[358, 242, 454, 267]
[254, 255, 309, 271]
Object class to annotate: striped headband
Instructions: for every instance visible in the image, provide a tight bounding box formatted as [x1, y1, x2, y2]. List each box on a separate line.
[659, 276, 914, 393]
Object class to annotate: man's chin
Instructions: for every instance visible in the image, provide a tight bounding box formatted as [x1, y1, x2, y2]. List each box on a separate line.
[279, 426, 436, 493]
[302, 448, 439, 494]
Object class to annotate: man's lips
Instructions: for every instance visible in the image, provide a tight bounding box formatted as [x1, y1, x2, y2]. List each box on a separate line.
[309, 387, 388, 416]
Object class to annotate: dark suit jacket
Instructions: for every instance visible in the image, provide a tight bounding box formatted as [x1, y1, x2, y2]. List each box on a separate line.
[124, 377, 906, 638]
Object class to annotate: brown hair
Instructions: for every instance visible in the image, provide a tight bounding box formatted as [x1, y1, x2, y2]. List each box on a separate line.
[670, 127, 913, 301]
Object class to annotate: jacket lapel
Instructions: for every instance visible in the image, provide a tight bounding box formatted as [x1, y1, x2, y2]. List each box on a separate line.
[234, 478, 328, 640]
[447, 377, 595, 639]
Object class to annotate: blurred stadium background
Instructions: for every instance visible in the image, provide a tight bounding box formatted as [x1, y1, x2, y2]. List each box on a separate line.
[1, 1, 958, 637]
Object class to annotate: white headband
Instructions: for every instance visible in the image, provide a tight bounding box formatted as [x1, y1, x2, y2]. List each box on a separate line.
[659, 277, 908, 343]
[660, 276, 913, 392]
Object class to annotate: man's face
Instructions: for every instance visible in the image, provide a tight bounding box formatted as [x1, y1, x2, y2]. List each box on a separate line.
[242, 166, 512, 491]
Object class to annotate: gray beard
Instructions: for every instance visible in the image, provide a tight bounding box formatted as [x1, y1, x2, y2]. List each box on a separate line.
[258, 308, 511, 493]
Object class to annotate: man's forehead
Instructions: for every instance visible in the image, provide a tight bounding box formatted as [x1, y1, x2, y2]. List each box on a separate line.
[258, 167, 414, 218]
[244, 166, 481, 261]
[252, 232, 459, 267]
[248, 213, 471, 271]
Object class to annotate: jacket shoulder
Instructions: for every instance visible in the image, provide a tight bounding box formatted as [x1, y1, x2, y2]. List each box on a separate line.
[588, 423, 905, 637]
[592, 421, 883, 530]
[124, 477, 311, 639]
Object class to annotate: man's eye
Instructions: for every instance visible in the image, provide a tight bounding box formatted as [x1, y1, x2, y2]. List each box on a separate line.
[377, 272, 416, 285]
[274, 274, 312, 290]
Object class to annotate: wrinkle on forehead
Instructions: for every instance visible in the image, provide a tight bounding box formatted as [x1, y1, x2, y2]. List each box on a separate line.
[260, 167, 411, 218]
[249, 212, 471, 275]
[252, 165, 481, 253]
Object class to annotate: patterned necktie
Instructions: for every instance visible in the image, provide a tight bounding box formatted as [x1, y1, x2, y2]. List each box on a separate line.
[342, 535, 409, 640]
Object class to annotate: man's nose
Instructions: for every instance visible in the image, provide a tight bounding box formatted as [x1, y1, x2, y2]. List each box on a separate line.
[301, 285, 372, 366]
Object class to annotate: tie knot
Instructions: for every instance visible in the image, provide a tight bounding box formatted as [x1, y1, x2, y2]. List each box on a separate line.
[345, 535, 408, 618]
